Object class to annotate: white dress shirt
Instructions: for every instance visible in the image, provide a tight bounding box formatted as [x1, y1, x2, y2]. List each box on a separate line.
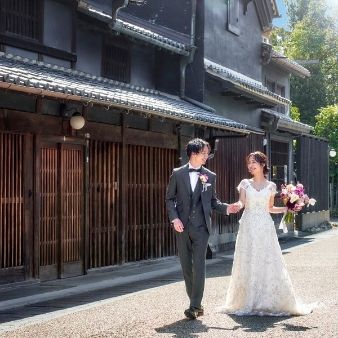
[188, 163, 201, 192]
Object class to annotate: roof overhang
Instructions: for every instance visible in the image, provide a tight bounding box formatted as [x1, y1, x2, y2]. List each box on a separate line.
[0, 53, 257, 135]
[77, 0, 192, 56]
[270, 50, 311, 78]
[261, 109, 313, 134]
[205, 58, 291, 107]
[253, 0, 279, 32]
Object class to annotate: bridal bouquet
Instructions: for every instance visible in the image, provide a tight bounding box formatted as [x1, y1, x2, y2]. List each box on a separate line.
[279, 183, 316, 233]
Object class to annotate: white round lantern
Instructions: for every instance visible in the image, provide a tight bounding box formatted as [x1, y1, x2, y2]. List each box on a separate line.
[329, 148, 336, 158]
[70, 112, 85, 130]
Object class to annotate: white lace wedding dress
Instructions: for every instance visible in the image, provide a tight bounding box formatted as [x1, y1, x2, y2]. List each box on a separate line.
[222, 179, 315, 316]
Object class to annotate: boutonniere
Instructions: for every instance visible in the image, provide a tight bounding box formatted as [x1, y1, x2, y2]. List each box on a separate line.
[199, 174, 211, 192]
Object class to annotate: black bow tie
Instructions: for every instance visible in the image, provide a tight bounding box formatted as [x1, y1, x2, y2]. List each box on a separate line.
[189, 168, 201, 173]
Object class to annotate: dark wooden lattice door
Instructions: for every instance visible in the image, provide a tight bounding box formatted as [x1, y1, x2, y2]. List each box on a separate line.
[125, 145, 177, 262]
[0, 133, 25, 282]
[37, 140, 84, 281]
[89, 140, 121, 268]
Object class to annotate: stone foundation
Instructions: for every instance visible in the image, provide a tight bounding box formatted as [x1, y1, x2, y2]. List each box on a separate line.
[299, 210, 330, 231]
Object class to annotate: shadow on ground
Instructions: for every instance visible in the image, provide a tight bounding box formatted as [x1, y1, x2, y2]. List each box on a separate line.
[155, 314, 318, 337]
[0, 259, 231, 325]
[278, 236, 315, 253]
[0, 236, 315, 326]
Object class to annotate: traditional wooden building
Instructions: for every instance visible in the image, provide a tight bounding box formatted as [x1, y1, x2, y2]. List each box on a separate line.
[0, 0, 329, 285]
[201, 0, 329, 249]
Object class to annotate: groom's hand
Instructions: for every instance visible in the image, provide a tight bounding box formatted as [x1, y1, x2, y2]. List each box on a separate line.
[172, 218, 184, 232]
[227, 203, 241, 214]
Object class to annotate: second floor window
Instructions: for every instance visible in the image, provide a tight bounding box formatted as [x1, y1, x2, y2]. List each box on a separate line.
[266, 79, 275, 93]
[276, 84, 285, 97]
[227, 0, 240, 35]
[0, 0, 41, 41]
[102, 41, 130, 83]
[266, 78, 287, 114]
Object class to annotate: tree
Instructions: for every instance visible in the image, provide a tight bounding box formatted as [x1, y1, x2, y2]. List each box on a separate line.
[272, 0, 338, 125]
[314, 105, 338, 154]
[284, 0, 310, 28]
[314, 104, 338, 212]
[290, 105, 300, 121]
[269, 27, 289, 52]
[285, 0, 332, 29]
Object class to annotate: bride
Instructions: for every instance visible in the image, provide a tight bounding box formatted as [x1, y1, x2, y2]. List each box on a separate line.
[222, 151, 315, 316]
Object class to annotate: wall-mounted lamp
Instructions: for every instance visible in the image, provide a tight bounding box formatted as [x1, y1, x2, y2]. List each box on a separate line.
[329, 148, 336, 158]
[130, 0, 146, 4]
[208, 138, 219, 159]
[70, 112, 85, 130]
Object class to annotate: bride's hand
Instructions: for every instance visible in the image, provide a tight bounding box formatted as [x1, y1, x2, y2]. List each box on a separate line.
[228, 203, 241, 214]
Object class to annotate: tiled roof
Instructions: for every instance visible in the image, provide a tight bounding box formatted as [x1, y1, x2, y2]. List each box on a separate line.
[261, 108, 312, 134]
[114, 19, 190, 55]
[77, 1, 191, 56]
[271, 50, 311, 78]
[0, 53, 251, 133]
[205, 58, 291, 106]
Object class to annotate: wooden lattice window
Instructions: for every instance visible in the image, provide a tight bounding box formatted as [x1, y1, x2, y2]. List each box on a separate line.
[0, 0, 41, 40]
[102, 41, 130, 83]
[266, 79, 276, 92]
[0, 133, 24, 269]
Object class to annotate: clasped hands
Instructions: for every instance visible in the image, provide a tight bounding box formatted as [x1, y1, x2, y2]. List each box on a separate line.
[227, 201, 242, 214]
[172, 201, 243, 232]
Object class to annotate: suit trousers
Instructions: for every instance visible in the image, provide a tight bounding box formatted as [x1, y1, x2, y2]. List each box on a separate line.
[175, 222, 209, 308]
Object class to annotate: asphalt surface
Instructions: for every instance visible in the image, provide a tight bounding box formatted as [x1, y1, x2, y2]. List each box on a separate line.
[0, 228, 337, 338]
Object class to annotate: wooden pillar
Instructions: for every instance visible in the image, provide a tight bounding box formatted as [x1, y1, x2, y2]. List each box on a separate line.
[24, 134, 34, 280]
[120, 116, 127, 264]
[83, 133, 90, 272]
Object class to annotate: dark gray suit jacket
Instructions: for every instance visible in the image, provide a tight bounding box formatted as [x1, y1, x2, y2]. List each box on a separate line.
[166, 163, 228, 234]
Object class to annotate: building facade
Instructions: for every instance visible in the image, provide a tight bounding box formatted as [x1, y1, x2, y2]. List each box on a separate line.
[0, 0, 329, 285]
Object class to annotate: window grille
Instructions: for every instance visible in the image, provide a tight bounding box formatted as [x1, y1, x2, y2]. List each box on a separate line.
[266, 79, 276, 92]
[102, 41, 130, 83]
[0, 0, 41, 40]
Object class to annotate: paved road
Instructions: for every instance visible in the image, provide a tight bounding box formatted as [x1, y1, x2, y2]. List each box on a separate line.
[0, 229, 337, 338]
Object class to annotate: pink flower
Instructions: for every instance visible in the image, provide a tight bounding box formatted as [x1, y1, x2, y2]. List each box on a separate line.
[199, 174, 211, 192]
[280, 182, 316, 214]
[279, 182, 316, 233]
[199, 174, 208, 184]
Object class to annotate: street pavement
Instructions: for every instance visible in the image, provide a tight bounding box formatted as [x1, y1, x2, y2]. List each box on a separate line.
[0, 227, 337, 338]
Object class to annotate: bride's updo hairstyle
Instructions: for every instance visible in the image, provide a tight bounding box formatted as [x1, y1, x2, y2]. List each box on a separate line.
[247, 151, 270, 177]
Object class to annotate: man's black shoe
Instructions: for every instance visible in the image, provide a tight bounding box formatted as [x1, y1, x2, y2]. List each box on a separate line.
[194, 306, 204, 317]
[184, 307, 198, 320]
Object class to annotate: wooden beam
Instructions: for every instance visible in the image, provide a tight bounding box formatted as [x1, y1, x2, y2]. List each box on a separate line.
[0, 33, 77, 62]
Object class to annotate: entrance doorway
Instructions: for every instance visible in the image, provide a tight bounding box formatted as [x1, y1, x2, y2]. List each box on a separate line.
[36, 138, 84, 281]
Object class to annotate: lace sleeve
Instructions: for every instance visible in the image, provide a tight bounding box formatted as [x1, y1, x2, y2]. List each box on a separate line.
[269, 182, 277, 195]
[237, 179, 249, 192]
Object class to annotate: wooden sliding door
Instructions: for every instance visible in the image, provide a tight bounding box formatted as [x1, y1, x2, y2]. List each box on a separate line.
[36, 139, 84, 281]
[0, 132, 33, 284]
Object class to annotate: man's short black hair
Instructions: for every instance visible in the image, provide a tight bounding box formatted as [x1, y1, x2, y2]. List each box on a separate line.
[186, 138, 210, 158]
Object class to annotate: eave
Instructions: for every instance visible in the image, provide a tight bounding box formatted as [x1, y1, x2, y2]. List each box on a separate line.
[270, 50, 311, 78]
[77, 0, 192, 56]
[205, 58, 291, 107]
[253, 0, 279, 32]
[0, 53, 255, 135]
[261, 109, 313, 134]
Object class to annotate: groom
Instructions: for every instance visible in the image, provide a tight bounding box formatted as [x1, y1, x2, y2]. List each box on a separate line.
[166, 138, 238, 319]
